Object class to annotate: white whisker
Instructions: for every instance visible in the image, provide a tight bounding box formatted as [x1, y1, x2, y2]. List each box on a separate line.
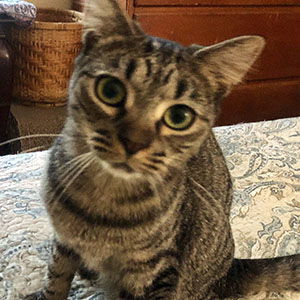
[60, 155, 89, 185]
[0, 134, 62, 148]
[21, 146, 47, 153]
[49, 153, 94, 203]
[190, 177, 217, 203]
[56, 154, 93, 189]
[57, 153, 92, 177]
[55, 156, 96, 203]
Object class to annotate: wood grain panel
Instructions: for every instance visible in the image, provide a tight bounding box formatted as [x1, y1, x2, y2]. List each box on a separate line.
[135, 6, 300, 81]
[216, 78, 300, 126]
[136, 0, 300, 6]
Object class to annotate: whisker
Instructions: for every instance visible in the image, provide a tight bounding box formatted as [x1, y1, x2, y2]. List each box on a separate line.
[57, 154, 93, 188]
[56, 152, 90, 174]
[0, 134, 62, 148]
[189, 178, 217, 203]
[190, 178, 223, 223]
[55, 156, 95, 204]
[49, 153, 93, 203]
[21, 146, 47, 153]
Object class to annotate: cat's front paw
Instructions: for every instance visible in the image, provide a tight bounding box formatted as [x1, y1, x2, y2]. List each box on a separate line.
[23, 291, 46, 300]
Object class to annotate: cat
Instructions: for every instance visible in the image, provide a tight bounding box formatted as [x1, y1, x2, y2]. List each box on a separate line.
[25, 0, 299, 299]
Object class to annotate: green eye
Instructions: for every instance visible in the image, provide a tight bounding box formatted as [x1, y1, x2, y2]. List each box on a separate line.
[163, 105, 195, 130]
[95, 76, 126, 106]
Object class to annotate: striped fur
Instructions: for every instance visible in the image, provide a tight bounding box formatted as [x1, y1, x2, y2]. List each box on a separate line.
[25, 1, 299, 299]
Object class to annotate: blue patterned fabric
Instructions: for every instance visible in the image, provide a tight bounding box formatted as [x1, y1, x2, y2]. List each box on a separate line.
[0, 0, 36, 26]
[0, 117, 299, 299]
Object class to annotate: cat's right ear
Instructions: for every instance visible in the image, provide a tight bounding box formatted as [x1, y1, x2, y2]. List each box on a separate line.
[192, 36, 265, 89]
[82, 0, 144, 51]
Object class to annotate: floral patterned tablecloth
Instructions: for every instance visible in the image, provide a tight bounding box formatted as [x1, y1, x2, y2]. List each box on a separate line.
[0, 117, 299, 299]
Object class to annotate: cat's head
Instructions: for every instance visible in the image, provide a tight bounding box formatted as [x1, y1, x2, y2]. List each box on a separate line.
[67, 0, 265, 178]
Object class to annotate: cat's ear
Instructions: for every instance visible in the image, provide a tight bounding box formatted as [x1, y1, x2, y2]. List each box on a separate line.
[83, 0, 144, 48]
[192, 36, 265, 88]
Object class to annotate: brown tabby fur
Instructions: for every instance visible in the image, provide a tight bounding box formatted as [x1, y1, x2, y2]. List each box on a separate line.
[25, 0, 299, 299]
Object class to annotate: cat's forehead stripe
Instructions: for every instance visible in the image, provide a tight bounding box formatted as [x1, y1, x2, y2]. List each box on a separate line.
[163, 69, 175, 85]
[174, 79, 188, 99]
[145, 59, 152, 77]
[125, 59, 137, 80]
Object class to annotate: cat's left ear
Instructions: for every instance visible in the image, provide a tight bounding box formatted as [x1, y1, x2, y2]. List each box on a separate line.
[192, 36, 265, 88]
[83, 0, 144, 48]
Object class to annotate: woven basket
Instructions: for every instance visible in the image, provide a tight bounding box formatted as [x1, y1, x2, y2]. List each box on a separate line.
[7, 9, 82, 106]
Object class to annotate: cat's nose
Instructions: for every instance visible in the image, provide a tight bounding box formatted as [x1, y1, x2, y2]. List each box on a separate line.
[118, 135, 151, 155]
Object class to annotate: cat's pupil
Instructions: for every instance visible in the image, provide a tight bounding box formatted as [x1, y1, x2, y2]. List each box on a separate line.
[170, 107, 187, 124]
[103, 80, 119, 99]
[169, 105, 191, 125]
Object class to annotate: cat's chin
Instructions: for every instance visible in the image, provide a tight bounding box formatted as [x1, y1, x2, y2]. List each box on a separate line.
[104, 161, 148, 181]
[105, 160, 152, 180]
[111, 162, 134, 173]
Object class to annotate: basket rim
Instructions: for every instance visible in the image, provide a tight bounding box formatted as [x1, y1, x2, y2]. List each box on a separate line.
[31, 8, 83, 30]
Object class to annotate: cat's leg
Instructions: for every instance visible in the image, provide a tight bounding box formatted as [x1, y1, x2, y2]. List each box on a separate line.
[214, 254, 300, 298]
[118, 266, 179, 300]
[25, 239, 80, 300]
[174, 271, 222, 300]
[118, 264, 224, 299]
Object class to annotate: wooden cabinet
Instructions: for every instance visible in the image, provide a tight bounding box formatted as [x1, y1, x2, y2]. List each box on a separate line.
[121, 0, 300, 125]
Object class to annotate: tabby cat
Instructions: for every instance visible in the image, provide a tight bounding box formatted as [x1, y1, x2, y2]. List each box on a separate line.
[25, 0, 299, 299]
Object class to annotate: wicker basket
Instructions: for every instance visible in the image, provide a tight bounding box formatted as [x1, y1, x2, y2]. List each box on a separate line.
[7, 8, 82, 106]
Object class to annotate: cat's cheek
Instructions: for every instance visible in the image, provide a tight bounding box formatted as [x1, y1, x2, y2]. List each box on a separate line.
[190, 145, 201, 157]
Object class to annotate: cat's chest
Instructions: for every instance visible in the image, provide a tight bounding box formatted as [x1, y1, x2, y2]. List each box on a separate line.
[60, 219, 176, 274]
[46, 158, 182, 269]
[66, 230, 132, 268]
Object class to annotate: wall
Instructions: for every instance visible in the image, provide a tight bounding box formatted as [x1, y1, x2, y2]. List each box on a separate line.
[29, 0, 72, 9]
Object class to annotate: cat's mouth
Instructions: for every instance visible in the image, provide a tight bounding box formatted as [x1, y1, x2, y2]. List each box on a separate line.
[111, 162, 134, 173]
